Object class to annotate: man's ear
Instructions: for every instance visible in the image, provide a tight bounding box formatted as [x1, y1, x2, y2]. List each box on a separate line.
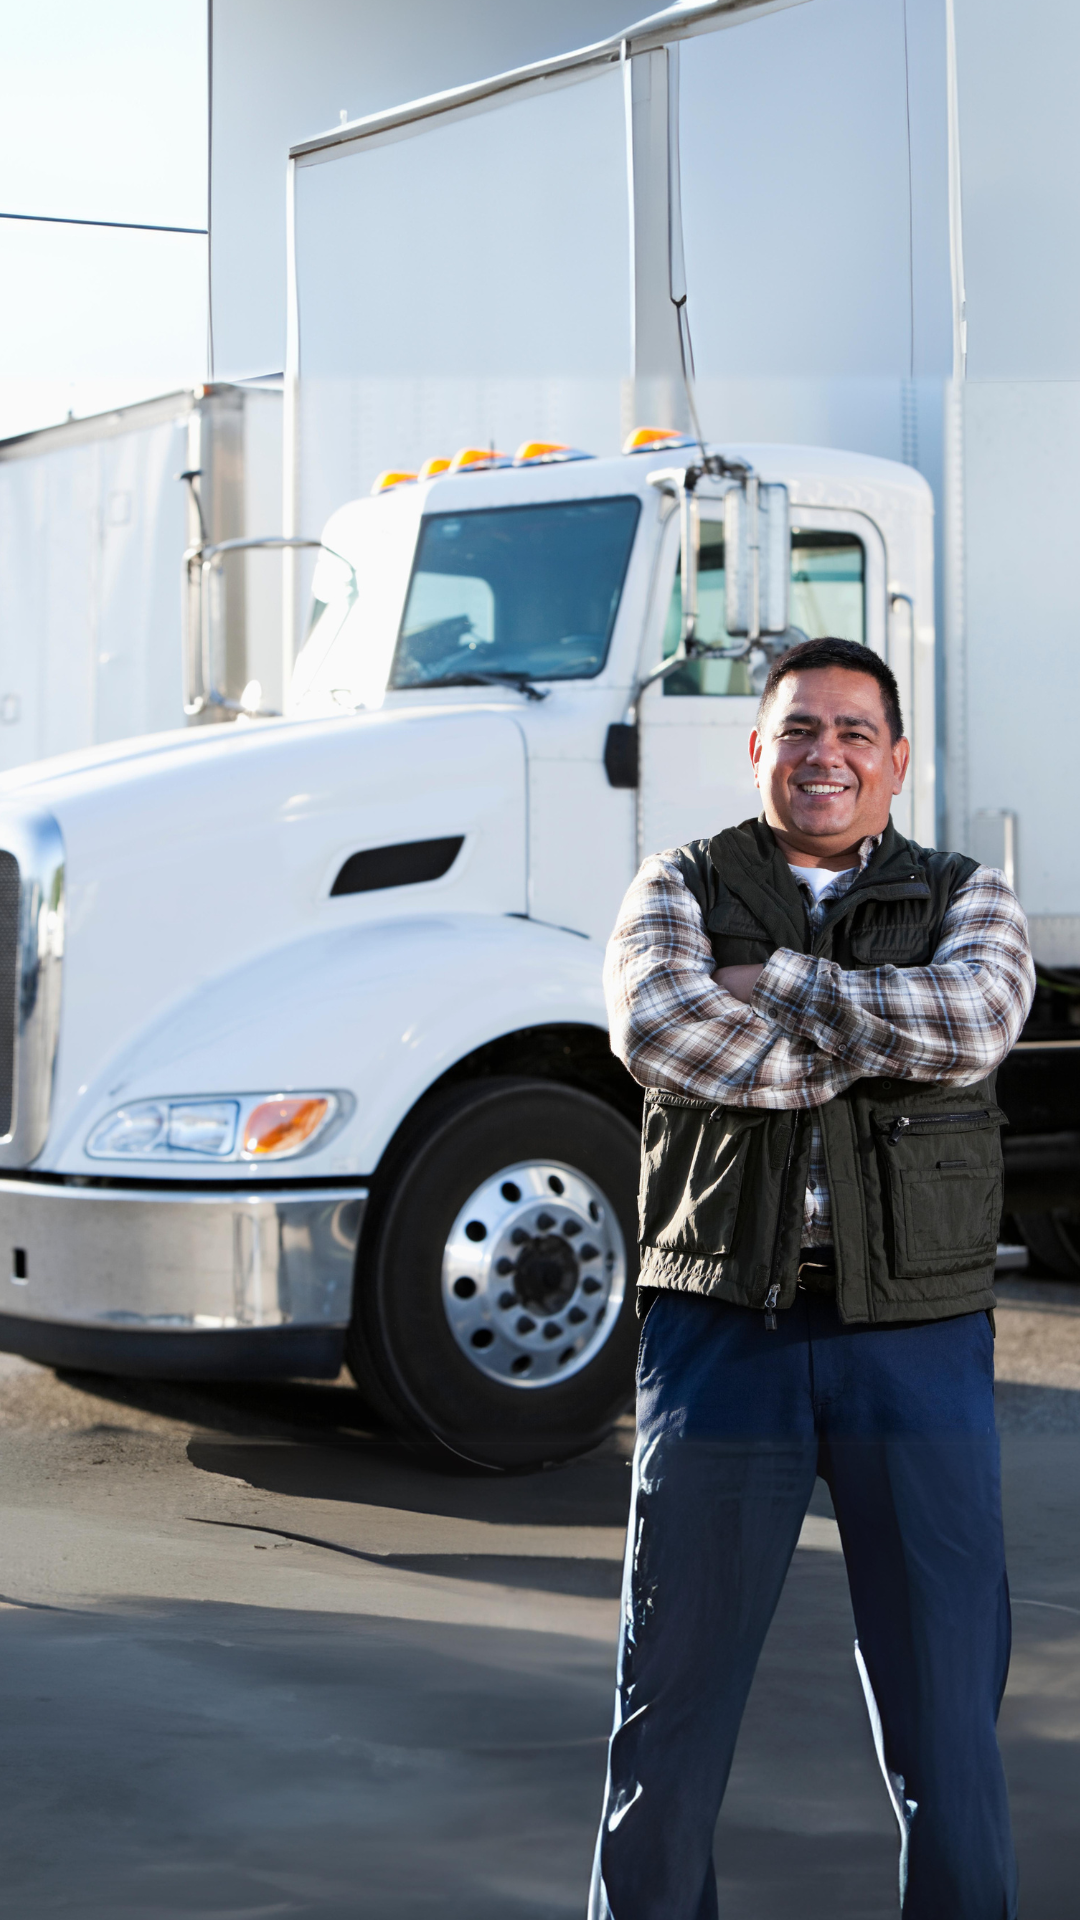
[749, 727, 763, 789]
[891, 734, 911, 793]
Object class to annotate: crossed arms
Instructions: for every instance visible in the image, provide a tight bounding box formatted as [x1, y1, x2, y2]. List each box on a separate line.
[602, 853, 1036, 1110]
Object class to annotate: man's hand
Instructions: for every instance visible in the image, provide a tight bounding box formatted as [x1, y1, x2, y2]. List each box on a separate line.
[712, 962, 765, 1005]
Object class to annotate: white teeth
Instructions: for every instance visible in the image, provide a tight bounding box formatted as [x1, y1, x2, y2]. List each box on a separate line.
[801, 783, 846, 794]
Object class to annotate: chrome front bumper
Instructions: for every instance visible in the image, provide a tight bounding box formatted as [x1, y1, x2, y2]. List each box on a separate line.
[0, 1179, 366, 1378]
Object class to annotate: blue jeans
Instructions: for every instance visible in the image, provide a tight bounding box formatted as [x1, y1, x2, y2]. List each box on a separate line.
[589, 1290, 1017, 1919]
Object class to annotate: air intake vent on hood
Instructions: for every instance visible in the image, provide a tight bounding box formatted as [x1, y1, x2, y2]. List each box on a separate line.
[330, 836, 464, 897]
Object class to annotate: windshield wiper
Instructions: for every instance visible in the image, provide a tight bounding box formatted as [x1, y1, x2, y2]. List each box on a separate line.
[414, 670, 550, 702]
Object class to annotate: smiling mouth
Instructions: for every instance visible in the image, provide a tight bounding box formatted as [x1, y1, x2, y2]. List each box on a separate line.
[797, 782, 850, 796]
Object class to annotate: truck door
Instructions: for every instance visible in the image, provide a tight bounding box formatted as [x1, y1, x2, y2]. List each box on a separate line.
[636, 504, 887, 859]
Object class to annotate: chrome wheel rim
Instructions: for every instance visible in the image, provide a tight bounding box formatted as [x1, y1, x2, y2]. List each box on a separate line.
[441, 1159, 626, 1389]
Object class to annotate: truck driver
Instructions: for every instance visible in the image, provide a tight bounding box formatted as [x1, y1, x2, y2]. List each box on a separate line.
[591, 635, 1034, 1920]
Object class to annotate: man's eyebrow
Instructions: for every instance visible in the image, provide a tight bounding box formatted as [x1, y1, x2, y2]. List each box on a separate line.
[778, 709, 880, 732]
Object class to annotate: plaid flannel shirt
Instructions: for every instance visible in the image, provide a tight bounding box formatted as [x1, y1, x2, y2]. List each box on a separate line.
[604, 834, 1036, 1246]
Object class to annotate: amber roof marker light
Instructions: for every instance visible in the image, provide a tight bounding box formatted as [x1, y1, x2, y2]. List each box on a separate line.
[370, 469, 418, 493]
[622, 426, 695, 455]
[448, 446, 511, 473]
[512, 441, 594, 465]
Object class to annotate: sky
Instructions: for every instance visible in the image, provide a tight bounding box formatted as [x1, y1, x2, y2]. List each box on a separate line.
[0, 0, 207, 440]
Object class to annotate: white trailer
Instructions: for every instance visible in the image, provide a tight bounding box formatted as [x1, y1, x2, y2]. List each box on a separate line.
[0, 382, 282, 766]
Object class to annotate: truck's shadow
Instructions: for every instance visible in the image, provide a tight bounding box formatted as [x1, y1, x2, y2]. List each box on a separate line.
[185, 1429, 635, 1528]
[53, 1365, 636, 1527]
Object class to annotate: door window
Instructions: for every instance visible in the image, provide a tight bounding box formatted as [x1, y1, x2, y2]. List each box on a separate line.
[661, 524, 866, 695]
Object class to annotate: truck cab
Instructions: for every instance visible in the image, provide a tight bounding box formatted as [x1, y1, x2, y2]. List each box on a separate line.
[0, 433, 935, 1466]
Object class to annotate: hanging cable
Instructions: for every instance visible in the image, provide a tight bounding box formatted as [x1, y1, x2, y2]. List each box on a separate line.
[0, 210, 206, 234]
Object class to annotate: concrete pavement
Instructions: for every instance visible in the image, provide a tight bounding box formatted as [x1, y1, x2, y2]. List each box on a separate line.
[0, 1278, 1072, 1914]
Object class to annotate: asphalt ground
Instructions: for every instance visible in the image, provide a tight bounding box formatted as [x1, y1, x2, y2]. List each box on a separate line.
[0, 1278, 1074, 1916]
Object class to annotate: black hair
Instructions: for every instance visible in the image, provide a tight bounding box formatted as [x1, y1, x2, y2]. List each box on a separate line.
[757, 636, 904, 743]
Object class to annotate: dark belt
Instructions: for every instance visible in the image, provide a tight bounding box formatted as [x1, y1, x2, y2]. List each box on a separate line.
[797, 1246, 837, 1293]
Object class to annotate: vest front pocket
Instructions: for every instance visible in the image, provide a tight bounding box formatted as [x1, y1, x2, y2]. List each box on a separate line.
[639, 1099, 763, 1257]
[874, 1108, 1004, 1280]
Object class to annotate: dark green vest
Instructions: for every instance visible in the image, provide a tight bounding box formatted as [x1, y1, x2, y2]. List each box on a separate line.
[638, 818, 1004, 1324]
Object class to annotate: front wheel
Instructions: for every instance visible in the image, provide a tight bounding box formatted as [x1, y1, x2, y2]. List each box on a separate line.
[347, 1078, 641, 1468]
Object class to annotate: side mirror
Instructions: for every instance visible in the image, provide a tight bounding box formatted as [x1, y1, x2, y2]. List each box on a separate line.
[724, 479, 790, 638]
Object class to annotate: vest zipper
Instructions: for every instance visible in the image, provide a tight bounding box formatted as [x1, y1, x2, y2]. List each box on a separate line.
[764, 1117, 799, 1329]
[887, 1110, 989, 1145]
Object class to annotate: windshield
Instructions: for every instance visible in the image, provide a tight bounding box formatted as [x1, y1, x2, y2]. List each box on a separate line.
[388, 497, 641, 689]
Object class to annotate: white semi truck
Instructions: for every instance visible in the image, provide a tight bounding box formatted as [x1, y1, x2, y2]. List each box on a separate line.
[0, 430, 957, 1466]
[0, 1, 1072, 1468]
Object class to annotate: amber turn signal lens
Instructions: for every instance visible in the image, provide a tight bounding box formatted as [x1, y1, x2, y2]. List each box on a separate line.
[243, 1096, 330, 1157]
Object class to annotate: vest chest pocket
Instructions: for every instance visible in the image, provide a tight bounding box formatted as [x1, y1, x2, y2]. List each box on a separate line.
[874, 1108, 1004, 1280]
[849, 923, 933, 966]
[705, 902, 775, 970]
[639, 1099, 764, 1257]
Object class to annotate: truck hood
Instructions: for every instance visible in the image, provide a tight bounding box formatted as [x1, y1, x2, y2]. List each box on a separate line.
[0, 706, 527, 1165]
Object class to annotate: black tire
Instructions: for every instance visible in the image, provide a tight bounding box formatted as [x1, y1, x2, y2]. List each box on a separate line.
[347, 1077, 641, 1469]
[1015, 1209, 1080, 1279]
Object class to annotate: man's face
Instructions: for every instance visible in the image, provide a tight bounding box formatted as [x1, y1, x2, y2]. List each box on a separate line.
[749, 665, 910, 858]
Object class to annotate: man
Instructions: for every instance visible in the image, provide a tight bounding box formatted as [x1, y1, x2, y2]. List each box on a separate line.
[590, 636, 1034, 1920]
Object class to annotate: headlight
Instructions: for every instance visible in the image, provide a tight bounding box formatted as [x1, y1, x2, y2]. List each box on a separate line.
[87, 1103, 170, 1157]
[86, 1093, 342, 1162]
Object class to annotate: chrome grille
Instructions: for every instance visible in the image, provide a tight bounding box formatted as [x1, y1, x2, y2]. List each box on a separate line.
[0, 812, 64, 1166]
[0, 852, 20, 1138]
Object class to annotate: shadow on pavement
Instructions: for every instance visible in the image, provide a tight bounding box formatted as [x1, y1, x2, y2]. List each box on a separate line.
[191, 1516, 627, 1598]
[186, 1430, 634, 1529]
[54, 1366, 382, 1439]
